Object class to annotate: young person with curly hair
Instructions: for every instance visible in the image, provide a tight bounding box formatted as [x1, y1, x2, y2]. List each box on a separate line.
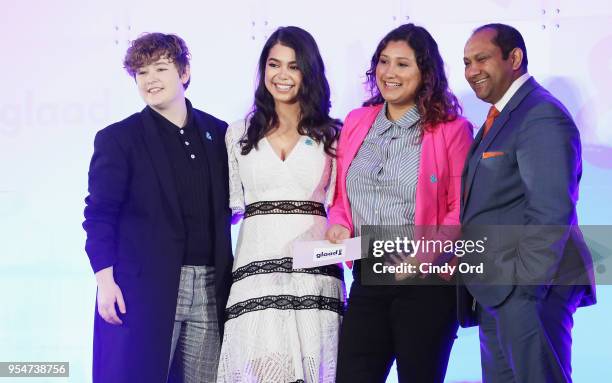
[83, 32, 232, 383]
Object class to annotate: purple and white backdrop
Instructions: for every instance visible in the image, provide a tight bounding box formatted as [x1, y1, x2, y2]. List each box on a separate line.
[1, 0, 610, 381]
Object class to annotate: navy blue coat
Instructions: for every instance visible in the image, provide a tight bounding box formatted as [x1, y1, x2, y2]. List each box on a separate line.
[458, 78, 596, 324]
[83, 105, 232, 382]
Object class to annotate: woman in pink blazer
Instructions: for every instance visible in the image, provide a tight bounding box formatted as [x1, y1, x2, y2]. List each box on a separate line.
[326, 24, 473, 383]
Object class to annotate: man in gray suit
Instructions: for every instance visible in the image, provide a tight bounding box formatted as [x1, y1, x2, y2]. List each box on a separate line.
[459, 23, 596, 382]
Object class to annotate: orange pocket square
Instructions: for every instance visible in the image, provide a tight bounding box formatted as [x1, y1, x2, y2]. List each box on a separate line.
[482, 151, 505, 159]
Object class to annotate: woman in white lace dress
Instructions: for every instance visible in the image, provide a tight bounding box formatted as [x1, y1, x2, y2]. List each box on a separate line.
[217, 26, 345, 383]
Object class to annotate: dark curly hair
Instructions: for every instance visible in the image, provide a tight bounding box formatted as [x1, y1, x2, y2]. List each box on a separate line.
[364, 23, 461, 131]
[240, 26, 341, 156]
[123, 32, 191, 89]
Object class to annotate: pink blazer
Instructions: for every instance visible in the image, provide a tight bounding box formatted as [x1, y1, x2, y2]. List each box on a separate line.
[329, 104, 473, 234]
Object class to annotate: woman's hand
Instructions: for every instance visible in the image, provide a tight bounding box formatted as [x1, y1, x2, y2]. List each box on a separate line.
[325, 224, 350, 244]
[385, 252, 420, 281]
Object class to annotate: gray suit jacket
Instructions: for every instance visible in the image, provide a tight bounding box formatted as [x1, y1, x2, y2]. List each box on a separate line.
[458, 78, 596, 325]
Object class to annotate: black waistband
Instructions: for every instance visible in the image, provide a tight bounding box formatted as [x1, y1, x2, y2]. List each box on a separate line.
[244, 200, 327, 219]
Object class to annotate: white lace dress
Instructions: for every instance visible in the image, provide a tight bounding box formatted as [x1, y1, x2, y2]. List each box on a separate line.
[217, 121, 346, 383]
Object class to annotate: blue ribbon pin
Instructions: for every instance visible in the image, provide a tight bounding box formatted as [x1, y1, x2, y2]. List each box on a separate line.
[430, 174, 437, 183]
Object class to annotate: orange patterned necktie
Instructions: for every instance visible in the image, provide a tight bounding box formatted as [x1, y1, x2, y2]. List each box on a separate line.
[482, 105, 500, 137]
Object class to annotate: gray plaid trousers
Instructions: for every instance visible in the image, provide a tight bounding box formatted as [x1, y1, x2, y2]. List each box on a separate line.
[168, 265, 220, 383]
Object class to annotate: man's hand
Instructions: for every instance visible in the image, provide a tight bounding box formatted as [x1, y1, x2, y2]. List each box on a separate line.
[95, 266, 126, 325]
[325, 224, 350, 244]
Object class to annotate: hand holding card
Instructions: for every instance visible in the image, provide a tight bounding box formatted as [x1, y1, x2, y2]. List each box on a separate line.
[292, 237, 362, 269]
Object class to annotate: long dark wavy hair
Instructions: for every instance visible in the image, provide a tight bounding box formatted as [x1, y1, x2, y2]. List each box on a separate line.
[240, 26, 341, 156]
[364, 23, 461, 131]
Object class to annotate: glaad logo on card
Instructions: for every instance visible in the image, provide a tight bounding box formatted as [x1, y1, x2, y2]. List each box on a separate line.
[313, 246, 346, 262]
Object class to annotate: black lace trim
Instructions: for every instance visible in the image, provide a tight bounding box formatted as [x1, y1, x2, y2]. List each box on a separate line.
[232, 257, 343, 283]
[244, 200, 326, 219]
[226, 294, 345, 321]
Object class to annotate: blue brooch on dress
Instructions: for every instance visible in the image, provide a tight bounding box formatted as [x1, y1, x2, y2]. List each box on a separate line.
[304, 138, 314, 146]
[430, 174, 437, 183]
[205, 132, 213, 141]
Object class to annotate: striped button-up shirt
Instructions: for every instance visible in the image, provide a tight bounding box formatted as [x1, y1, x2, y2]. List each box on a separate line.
[346, 103, 422, 236]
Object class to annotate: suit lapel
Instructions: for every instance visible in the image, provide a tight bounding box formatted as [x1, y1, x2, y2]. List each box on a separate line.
[460, 127, 483, 219]
[140, 108, 183, 224]
[345, 106, 382, 168]
[461, 78, 540, 219]
[193, 111, 223, 213]
[193, 110, 232, 273]
[474, 110, 511, 154]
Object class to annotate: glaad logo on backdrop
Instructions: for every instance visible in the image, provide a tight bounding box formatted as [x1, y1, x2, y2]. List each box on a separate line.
[0, 90, 111, 137]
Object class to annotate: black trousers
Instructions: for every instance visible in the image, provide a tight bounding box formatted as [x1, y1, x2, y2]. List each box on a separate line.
[336, 264, 459, 383]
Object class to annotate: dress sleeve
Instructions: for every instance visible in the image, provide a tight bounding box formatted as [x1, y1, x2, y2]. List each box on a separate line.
[226, 121, 246, 220]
